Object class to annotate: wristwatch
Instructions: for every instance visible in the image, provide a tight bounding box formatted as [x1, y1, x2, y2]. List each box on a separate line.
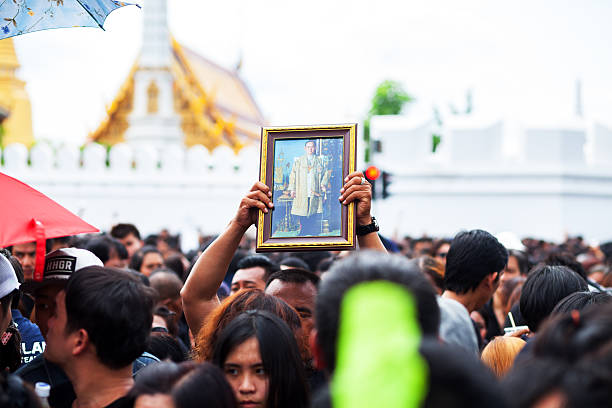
[356, 217, 379, 236]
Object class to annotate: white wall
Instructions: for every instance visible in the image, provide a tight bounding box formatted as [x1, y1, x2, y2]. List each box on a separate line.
[370, 116, 612, 242]
[4, 116, 612, 246]
[1, 143, 260, 249]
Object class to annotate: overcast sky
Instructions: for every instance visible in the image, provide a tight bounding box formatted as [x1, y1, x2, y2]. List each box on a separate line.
[11, 0, 612, 145]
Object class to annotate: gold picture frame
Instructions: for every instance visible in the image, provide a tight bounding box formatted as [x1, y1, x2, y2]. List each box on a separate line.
[256, 124, 357, 252]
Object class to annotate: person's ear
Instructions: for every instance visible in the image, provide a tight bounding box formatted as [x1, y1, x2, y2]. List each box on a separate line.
[71, 329, 89, 356]
[309, 329, 326, 371]
[487, 272, 499, 290]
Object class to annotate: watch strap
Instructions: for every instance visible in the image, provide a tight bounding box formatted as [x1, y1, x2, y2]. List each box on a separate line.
[356, 217, 379, 236]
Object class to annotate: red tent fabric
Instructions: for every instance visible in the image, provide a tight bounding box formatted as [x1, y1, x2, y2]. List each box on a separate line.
[0, 172, 99, 280]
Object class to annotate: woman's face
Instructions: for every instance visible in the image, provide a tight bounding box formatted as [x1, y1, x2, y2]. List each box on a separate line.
[140, 252, 164, 276]
[435, 243, 451, 266]
[223, 336, 269, 408]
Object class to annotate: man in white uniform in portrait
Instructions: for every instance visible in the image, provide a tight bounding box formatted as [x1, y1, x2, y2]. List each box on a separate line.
[288, 140, 330, 236]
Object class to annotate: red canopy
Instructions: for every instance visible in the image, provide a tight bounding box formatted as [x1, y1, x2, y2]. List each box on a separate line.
[0, 172, 99, 280]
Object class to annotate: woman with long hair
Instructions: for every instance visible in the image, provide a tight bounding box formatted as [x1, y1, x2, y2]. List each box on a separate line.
[212, 310, 309, 408]
[194, 289, 305, 363]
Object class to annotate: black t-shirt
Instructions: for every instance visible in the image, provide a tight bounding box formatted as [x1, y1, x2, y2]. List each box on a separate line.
[49, 383, 134, 408]
[105, 396, 134, 408]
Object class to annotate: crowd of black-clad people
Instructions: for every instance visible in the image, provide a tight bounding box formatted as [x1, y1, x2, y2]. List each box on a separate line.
[1, 172, 612, 408]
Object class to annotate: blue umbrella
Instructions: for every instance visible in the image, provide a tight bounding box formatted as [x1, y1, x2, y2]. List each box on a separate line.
[1, 0, 139, 40]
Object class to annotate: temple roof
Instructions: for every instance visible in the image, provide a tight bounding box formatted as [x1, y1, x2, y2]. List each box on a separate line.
[0, 38, 34, 147]
[90, 38, 265, 151]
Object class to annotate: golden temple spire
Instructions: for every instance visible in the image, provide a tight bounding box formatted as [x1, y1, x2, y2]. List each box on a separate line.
[0, 38, 34, 147]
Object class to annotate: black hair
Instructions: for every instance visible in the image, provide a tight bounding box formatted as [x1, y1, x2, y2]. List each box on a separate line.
[315, 257, 335, 274]
[129, 361, 195, 398]
[129, 245, 163, 273]
[172, 362, 238, 408]
[315, 251, 440, 373]
[0, 291, 17, 317]
[508, 249, 529, 275]
[0, 372, 42, 408]
[110, 223, 142, 241]
[211, 310, 309, 408]
[504, 350, 612, 408]
[279, 257, 310, 271]
[85, 235, 128, 264]
[420, 339, 507, 408]
[600, 241, 612, 264]
[265, 268, 320, 288]
[147, 333, 187, 363]
[64, 266, 156, 369]
[143, 234, 158, 247]
[544, 252, 588, 280]
[292, 251, 332, 273]
[502, 358, 567, 408]
[164, 254, 186, 280]
[444, 230, 508, 294]
[519, 264, 588, 332]
[235, 255, 278, 283]
[431, 239, 452, 258]
[552, 291, 612, 315]
[533, 303, 612, 364]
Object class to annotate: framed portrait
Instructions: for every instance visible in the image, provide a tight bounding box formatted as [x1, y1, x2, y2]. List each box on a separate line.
[256, 124, 357, 252]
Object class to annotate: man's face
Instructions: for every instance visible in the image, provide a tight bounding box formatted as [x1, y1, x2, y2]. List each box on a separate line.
[305, 142, 316, 156]
[501, 255, 521, 285]
[12, 242, 37, 280]
[104, 247, 127, 269]
[119, 233, 143, 260]
[230, 267, 266, 294]
[34, 282, 65, 338]
[44, 290, 72, 366]
[265, 280, 317, 340]
[413, 241, 433, 257]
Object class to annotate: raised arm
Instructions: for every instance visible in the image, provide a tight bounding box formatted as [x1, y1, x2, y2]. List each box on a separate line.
[339, 171, 387, 252]
[181, 182, 273, 335]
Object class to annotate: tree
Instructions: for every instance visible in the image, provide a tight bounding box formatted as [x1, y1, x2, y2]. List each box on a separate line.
[369, 80, 413, 116]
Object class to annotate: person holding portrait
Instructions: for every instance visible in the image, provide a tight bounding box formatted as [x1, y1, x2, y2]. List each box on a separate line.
[289, 140, 330, 236]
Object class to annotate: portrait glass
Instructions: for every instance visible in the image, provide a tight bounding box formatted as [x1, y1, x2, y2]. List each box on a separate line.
[270, 137, 344, 238]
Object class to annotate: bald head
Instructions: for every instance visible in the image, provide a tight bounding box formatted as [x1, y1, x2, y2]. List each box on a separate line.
[149, 271, 184, 318]
[149, 271, 183, 302]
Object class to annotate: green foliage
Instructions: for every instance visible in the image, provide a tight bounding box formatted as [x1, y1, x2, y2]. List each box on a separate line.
[369, 80, 414, 116]
[432, 133, 441, 153]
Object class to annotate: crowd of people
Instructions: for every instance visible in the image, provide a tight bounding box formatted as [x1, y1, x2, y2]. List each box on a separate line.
[1, 171, 612, 407]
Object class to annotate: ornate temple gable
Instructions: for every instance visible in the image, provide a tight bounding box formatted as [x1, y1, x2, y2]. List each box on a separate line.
[90, 40, 265, 152]
[89, 64, 136, 146]
[89, 0, 265, 151]
[176, 44, 265, 141]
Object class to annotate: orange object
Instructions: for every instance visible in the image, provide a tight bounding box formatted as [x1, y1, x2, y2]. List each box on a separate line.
[365, 166, 380, 181]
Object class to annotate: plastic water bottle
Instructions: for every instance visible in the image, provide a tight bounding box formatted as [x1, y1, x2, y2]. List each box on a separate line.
[35, 382, 51, 408]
